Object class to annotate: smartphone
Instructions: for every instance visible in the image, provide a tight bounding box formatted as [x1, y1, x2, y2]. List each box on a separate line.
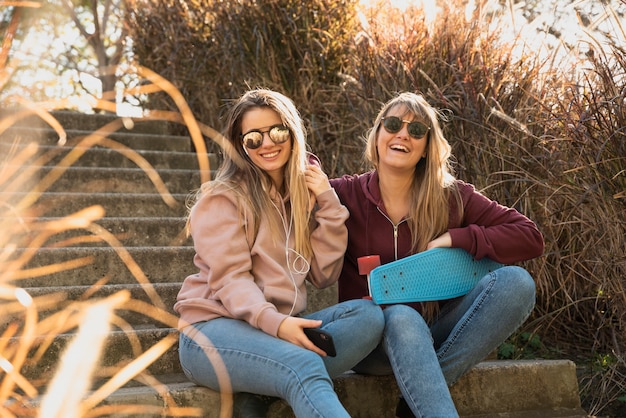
[304, 328, 337, 357]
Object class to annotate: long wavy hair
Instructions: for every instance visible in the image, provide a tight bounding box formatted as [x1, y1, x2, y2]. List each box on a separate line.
[365, 92, 462, 320]
[193, 89, 313, 259]
[365, 92, 462, 252]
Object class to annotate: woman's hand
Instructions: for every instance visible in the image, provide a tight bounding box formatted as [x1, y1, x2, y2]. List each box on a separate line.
[304, 164, 331, 197]
[426, 232, 452, 250]
[277, 316, 328, 356]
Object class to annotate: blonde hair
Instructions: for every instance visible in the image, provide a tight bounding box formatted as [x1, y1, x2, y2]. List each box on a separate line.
[365, 92, 461, 251]
[365, 92, 462, 321]
[193, 89, 313, 258]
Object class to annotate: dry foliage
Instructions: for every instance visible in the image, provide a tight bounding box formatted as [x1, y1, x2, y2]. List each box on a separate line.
[125, 0, 625, 414]
[1, 7, 212, 410]
[0, 105, 208, 416]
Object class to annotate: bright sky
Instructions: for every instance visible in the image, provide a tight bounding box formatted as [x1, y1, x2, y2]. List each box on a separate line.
[361, 0, 625, 43]
[4, 0, 626, 115]
[359, 0, 626, 74]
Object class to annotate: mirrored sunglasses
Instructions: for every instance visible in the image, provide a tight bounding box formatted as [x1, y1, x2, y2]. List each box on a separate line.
[241, 124, 291, 149]
[381, 116, 430, 139]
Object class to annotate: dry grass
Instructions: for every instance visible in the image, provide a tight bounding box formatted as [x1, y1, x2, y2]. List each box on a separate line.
[0, 69, 216, 415]
[125, 0, 625, 414]
[2, 0, 623, 415]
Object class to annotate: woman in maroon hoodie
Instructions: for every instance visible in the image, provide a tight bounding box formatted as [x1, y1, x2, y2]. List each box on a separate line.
[330, 92, 544, 417]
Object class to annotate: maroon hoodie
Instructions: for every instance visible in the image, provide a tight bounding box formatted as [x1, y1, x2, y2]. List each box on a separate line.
[330, 171, 544, 303]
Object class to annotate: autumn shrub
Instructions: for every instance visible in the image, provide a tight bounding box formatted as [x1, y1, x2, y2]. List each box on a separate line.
[1, 20, 209, 413]
[124, 0, 364, 173]
[125, 0, 625, 414]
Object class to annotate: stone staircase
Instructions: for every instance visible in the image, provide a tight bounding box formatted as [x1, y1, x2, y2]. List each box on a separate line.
[0, 111, 588, 417]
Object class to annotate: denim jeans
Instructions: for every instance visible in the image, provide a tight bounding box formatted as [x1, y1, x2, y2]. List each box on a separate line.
[352, 266, 536, 418]
[178, 299, 384, 418]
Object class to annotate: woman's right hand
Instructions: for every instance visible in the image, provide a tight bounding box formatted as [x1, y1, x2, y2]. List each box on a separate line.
[304, 164, 331, 197]
[277, 316, 328, 356]
[426, 232, 452, 250]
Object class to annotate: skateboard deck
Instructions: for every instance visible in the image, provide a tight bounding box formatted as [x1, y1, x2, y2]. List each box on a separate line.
[368, 248, 504, 304]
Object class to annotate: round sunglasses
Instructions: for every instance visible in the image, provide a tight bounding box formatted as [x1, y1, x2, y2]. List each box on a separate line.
[241, 124, 291, 149]
[381, 116, 430, 139]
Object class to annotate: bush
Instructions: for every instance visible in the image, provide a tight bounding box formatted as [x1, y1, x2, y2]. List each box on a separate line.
[124, 0, 364, 173]
[125, 0, 626, 414]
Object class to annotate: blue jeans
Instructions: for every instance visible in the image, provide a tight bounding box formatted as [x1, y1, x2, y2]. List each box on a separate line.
[178, 299, 384, 418]
[353, 266, 536, 418]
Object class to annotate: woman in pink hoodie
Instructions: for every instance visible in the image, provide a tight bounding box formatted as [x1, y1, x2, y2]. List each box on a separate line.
[175, 89, 384, 418]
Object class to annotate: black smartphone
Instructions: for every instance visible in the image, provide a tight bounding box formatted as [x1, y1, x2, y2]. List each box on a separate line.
[304, 328, 337, 357]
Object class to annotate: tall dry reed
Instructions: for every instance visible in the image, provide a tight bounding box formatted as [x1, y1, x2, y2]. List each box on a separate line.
[121, 0, 626, 414]
[0, 69, 218, 416]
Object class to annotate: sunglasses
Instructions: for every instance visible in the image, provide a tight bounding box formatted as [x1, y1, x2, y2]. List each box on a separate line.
[381, 116, 430, 139]
[241, 124, 291, 149]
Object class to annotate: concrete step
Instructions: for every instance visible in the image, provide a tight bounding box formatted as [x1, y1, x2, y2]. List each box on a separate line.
[88, 360, 586, 418]
[2, 110, 184, 136]
[4, 192, 189, 218]
[1, 282, 181, 328]
[11, 246, 196, 287]
[9, 270, 335, 318]
[1, 127, 195, 153]
[9, 165, 206, 195]
[16, 217, 191, 248]
[13, 328, 181, 382]
[0, 141, 215, 171]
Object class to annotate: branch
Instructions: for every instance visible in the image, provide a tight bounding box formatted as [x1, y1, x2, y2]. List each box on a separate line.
[61, 0, 93, 42]
[90, 0, 102, 47]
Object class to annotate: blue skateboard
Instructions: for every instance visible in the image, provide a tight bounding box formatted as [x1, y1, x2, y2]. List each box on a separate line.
[366, 248, 504, 304]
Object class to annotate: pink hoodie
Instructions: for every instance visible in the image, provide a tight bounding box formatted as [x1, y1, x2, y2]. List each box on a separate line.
[174, 186, 349, 336]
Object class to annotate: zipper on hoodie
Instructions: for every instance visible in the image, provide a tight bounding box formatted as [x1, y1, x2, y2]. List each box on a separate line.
[376, 206, 407, 261]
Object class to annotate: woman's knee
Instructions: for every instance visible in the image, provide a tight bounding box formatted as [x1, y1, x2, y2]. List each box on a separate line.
[384, 304, 430, 335]
[178, 332, 222, 388]
[344, 299, 386, 331]
[382, 305, 436, 359]
[497, 266, 536, 300]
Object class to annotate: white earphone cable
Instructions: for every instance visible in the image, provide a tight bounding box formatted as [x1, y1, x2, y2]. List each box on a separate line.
[271, 200, 310, 316]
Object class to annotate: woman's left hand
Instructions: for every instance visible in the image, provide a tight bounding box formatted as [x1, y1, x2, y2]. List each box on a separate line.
[426, 232, 452, 250]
